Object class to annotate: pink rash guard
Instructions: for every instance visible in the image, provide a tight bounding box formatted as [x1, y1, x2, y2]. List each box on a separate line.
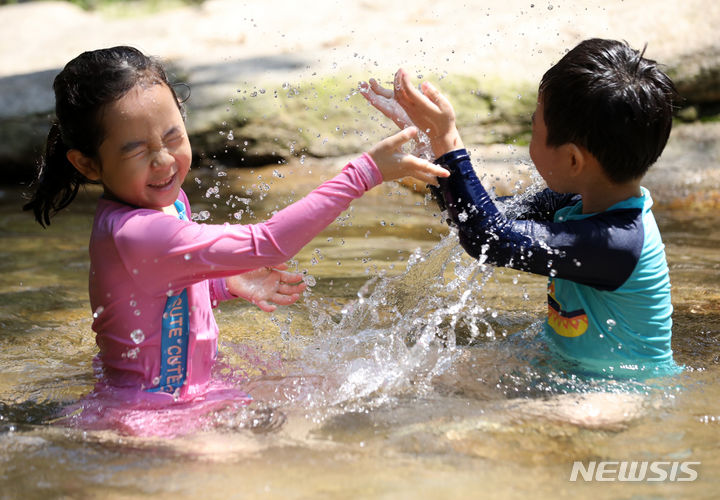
[87, 154, 382, 403]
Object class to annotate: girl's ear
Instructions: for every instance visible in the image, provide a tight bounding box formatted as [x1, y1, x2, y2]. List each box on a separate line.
[66, 149, 101, 181]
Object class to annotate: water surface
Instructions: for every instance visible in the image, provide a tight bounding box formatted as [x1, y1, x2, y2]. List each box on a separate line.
[1, 161, 718, 499]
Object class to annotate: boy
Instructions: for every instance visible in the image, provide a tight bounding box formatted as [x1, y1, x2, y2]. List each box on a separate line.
[362, 38, 681, 378]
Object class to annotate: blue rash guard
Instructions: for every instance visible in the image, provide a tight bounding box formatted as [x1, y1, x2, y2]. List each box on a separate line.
[433, 149, 680, 378]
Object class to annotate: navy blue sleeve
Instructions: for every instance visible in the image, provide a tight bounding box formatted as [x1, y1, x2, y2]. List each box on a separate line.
[433, 149, 643, 291]
[500, 189, 580, 223]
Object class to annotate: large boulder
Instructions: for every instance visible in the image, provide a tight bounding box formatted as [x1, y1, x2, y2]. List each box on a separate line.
[2, 0, 720, 183]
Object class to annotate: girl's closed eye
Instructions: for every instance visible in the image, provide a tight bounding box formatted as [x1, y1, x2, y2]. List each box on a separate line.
[120, 141, 148, 160]
[165, 134, 184, 148]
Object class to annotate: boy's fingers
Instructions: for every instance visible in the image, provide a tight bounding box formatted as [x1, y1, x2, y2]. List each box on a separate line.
[421, 81, 454, 114]
[369, 78, 393, 98]
[359, 83, 377, 103]
[395, 68, 438, 114]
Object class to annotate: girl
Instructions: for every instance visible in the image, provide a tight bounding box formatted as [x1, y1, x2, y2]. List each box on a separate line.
[24, 46, 448, 435]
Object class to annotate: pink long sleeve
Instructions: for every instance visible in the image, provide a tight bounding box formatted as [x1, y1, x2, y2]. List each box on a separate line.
[87, 154, 381, 397]
[110, 153, 380, 295]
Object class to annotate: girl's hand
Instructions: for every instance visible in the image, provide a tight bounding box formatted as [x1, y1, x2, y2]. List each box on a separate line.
[226, 263, 307, 312]
[368, 127, 450, 186]
[392, 68, 464, 157]
[359, 78, 414, 130]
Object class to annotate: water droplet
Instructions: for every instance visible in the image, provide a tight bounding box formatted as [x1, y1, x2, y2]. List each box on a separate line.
[130, 329, 145, 344]
[227, 130, 234, 141]
[547, 4, 553, 10]
[184, 253, 192, 261]
[93, 306, 104, 319]
[606, 318, 616, 331]
[303, 275, 316, 287]
[193, 210, 211, 221]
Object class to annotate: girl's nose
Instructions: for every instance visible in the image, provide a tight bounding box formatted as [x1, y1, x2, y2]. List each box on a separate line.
[150, 148, 173, 168]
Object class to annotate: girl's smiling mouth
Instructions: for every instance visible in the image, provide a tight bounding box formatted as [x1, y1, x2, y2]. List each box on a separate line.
[148, 173, 175, 189]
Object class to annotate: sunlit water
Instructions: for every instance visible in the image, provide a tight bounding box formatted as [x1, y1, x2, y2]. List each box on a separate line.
[1, 159, 719, 499]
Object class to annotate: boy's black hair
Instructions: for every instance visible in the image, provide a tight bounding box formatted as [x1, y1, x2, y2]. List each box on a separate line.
[23, 46, 184, 227]
[539, 38, 679, 183]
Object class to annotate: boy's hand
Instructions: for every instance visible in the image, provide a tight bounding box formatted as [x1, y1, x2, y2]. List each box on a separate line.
[368, 127, 450, 186]
[226, 263, 307, 312]
[392, 68, 464, 157]
[359, 78, 414, 130]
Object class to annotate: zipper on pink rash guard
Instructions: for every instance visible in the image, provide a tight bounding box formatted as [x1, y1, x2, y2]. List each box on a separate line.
[147, 200, 190, 394]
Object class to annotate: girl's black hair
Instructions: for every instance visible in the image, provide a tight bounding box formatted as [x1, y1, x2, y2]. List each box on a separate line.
[539, 38, 680, 183]
[23, 46, 183, 227]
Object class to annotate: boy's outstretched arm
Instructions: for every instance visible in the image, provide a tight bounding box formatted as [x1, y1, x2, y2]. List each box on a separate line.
[359, 78, 414, 130]
[391, 68, 464, 158]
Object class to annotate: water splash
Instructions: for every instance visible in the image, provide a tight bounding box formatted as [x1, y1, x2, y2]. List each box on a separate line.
[291, 232, 503, 412]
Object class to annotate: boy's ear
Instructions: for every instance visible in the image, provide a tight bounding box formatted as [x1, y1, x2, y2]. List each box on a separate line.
[564, 143, 586, 177]
[66, 149, 101, 181]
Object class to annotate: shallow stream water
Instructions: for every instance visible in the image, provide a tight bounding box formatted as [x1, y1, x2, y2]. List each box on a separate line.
[1, 156, 719, 499]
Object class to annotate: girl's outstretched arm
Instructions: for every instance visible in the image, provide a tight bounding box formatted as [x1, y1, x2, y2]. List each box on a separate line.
[108, 129, 447, 295]
[369, 127, 449, 186]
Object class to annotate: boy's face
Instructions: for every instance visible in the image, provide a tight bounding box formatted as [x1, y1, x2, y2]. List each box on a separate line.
[529, 98, 574, 193]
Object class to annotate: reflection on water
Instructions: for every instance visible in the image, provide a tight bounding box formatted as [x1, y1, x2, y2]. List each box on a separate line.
[0, 161, 719, 499]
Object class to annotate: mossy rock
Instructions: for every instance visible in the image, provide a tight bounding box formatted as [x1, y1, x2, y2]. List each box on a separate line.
[186, 74, 537, 168]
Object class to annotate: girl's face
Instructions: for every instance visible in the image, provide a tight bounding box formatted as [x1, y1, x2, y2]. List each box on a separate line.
[93, 83, 192, 210]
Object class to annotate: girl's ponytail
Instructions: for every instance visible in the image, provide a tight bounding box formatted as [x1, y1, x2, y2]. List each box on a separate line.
[23, 122, 92, 227]
[22, 45, 179, 228]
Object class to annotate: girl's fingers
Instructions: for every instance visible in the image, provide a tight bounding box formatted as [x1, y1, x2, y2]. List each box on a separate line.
[401, 156, 450, 186]
[277, 270, 304, 284]
[255, 300, 277, 313]
[383, 126, 419, 149]
[278, 282, 306, 295]
[270, 293, 300, 306]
